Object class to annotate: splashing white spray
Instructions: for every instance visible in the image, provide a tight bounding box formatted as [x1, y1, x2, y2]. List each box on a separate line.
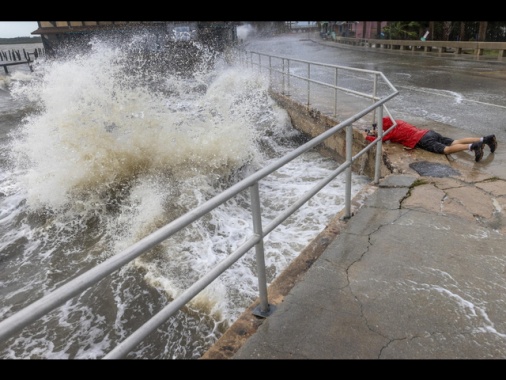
[1, 32, 369, 358]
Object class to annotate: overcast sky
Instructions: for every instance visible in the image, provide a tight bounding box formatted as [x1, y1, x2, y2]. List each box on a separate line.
[0, 22, 39, 38]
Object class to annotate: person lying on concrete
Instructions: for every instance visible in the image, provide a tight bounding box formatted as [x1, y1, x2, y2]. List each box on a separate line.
[362, 117, 497, 162]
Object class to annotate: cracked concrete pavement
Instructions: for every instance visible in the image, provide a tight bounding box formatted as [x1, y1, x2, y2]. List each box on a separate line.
[202, 136, 506, 360]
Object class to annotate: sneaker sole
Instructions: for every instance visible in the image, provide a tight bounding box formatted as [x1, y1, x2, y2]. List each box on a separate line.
[490, 138, 497, 153]
[475, 146, 484, 162]
[485, 135, 497, 153]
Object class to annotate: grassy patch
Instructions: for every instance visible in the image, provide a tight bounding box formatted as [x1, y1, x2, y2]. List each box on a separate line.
[411, 178, 428, 187]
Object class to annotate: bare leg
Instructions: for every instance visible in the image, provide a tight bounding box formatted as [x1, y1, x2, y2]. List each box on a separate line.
[443, 143, 477, 154]
[450, 137, 481, 145]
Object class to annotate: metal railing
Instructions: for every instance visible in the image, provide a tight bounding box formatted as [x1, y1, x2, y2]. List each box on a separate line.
[244, 50, 397, 120]
[0, 50, 399, 359]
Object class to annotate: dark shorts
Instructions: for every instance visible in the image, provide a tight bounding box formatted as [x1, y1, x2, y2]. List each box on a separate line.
[416, 130, 454, 154]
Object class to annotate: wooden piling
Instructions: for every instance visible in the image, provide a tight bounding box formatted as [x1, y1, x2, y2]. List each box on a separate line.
[0, 48, 45, 65]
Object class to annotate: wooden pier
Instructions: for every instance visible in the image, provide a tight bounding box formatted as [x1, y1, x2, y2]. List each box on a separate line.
[0, 47, 44, 74]
[1, 60, 33, 74]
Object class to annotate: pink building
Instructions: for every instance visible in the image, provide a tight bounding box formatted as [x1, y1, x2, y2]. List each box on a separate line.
[354, 21, 389, 39]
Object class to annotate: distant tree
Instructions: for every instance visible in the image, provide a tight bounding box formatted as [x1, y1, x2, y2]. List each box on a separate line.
[378, 21, 505, 42]
[441, 21, 452, 40]
[487, 21, 506, 41]
[0, 36, 42, 45]
[459, 21, 466, 41]
[478, 21, 488, 41]
[457, 21, 483, 41]
[432, 21, 461, 40]
[382, 21, 421, 40]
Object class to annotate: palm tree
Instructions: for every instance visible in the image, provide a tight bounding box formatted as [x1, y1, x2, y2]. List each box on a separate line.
[478, 21, 488, 41]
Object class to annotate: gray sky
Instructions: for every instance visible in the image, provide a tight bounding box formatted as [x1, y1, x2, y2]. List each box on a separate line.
[0, 22, 39, 38]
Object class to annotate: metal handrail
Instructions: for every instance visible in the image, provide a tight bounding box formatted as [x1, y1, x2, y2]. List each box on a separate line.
[0, 51, 399, 359]
[244, 50, 398, 119]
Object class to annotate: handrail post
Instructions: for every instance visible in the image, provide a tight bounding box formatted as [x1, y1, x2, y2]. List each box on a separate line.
[306, 62, 310, 106]
[281, 58, 285, 95]
[374, 106, 384, 184]
[269, 55, 272, 84]
[286, 59, 290, 97]
[250, 182, 274, 317]
[372, 73, 379, 124]
[344, 123, 353, 218]
[334, 67, 338, 118]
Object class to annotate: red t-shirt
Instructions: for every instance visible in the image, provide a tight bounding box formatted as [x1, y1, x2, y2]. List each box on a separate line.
[365, 117, 429, 149]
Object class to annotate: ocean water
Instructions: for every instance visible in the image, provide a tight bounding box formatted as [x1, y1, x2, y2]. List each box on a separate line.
[0, 34, 369, 359]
